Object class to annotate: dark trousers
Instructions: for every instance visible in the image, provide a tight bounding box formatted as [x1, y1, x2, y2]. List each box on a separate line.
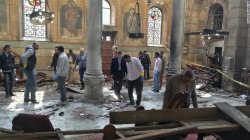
[3, 71, 14, 96]
[79, 67, 86, 88]
[114, 76, 123, 95]
[144, 65, 150, 80]
[128, 77, 143, 106]
[58, 76, 67, 101]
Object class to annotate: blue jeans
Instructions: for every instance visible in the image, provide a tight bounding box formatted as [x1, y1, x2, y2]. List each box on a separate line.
[24, 70, 37, 101]
[58, 76, 67, 101]
[153, 71, 160, 91]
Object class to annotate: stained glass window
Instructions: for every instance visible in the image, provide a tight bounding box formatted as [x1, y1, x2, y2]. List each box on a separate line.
[23, 0, 47, 40]
[213, 6, 223, 30]
[147, 7, 162, 45]
[103, 0, 111, 25]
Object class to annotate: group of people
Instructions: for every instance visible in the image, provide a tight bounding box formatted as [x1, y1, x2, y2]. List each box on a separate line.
[0, 43, 198, 109]
[49, 47, 87, 90]
[110, 47, 198, 109]
[0, 42, 88, 104]
[110, 51, 144, 107]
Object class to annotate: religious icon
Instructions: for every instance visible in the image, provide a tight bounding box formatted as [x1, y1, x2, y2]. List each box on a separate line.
[123, 8, 140, 38]
[60, 0, 82, 37]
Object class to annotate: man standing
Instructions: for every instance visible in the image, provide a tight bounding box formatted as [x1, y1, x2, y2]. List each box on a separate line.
[162, 70, 198, 109]
[56, 46, 69, 103]
[75, 48, 87, 90]
[0, 45, 16, 98]
[110, 51, 127, 96]
[159, 51, 166, 89]
[21, 41, 39, 103]
[49, 46, 59, 72]
[152, 52, 162, 92]
[143, 50, 151, 80]
[67, 49, 76, 82]
[110, 45, 118, 90]
[123, 55, 144, 106]
[138, 51, 146, 70]
[49, 46, 59, 90]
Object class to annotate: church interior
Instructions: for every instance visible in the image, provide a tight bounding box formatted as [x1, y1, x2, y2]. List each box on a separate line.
[0, 0, 250, 139]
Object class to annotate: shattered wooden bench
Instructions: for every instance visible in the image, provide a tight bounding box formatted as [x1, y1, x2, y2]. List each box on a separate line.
[109, 102, 250, 140]
[0, 102, 250, 140]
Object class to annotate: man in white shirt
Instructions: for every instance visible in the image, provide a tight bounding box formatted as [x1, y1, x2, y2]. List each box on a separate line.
[152, 52, 162, 92]
[123, 54, 144, 106]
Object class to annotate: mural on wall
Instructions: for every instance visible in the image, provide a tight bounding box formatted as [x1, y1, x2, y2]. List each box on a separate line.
[123, 8, 140, 38]
[0, 0, 8, 35]
[60, 0, 83, 38]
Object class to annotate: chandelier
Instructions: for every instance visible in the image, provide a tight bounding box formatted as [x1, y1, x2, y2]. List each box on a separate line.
[28, 0, 55, 25]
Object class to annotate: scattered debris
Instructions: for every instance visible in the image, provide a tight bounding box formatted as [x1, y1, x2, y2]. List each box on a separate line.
[187, 64, 221, 92]
[59, 112, 64, 116]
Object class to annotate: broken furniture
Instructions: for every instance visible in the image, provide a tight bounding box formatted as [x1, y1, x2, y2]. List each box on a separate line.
[0, 103, 250, 139]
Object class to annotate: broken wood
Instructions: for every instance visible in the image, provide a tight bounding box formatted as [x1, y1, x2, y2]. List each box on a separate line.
[110, 106, 250, 124]
[56, 128, 66, 140]
[214, 102, 250, 133]
[116, 131, 126, 139]
[119, 126, 196, 140]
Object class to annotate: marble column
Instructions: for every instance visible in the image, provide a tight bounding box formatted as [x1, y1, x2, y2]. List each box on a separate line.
[167, 0, 185, 76]
[84, 0, 104, 101]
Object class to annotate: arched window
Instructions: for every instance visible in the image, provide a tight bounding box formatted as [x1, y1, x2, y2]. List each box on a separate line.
[23, 0, 47, 40]
[103, 0, 111, 25]
[213, 6, 223, 30]
[147, 7, 162, 45]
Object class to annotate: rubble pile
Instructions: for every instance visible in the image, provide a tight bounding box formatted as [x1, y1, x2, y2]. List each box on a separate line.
[187, 64, 221, 92]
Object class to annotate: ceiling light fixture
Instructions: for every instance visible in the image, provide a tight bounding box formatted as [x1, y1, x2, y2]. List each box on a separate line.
[29, 0, 55, 25]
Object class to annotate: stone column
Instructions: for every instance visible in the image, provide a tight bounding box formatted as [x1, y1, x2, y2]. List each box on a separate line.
[223, 0, 248, 92]
[167, 0, 185, 76]
[84, 0, 104, 101]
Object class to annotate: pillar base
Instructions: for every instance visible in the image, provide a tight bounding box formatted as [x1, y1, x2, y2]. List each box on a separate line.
[222, 70, 242, 93]
[84, 73, 104, 101]
[167, 69, 182, 78]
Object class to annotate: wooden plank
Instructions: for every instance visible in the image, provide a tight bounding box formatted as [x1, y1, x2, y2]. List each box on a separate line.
[179, 119, 232, 127]
[116, 131, 126, 138]
[197, 124, 240, 133]
[56, 128, 66, 140]
[214, 102, 250, 133]
[121, 124, 241, 138]
[110, 106, 250, 124]
[0, 124, 241, 139]
[119, 126, 196, 140]
[0, 124, 179, 139]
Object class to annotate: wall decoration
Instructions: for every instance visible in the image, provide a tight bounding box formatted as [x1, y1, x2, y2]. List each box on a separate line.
[123, 8, 140, 38]
[60, 0, 83, 38]
[0, 0, 8, 35]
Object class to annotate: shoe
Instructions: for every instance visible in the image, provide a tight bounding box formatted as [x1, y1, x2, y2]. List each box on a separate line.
[5, 95, 10, 98]
[155, 90, 159, 92]
[126, 102, 135, 106]
[80, 87, 85, 90]
[59, 100, 68, 105]
[24, 99, 30, 103]
[10, 94, 15, 96]
[31, 100, 39, 104]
